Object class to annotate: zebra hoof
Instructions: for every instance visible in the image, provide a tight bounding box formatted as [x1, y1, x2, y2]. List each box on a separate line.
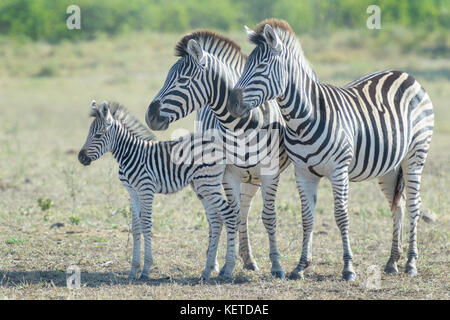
[139, 273, 150, 281]
[244, 261, 259, 271]
[405, 265, 417, 277]
[128, 274, 137, 280]
[405, 258, 417, 277]
[271, 270, 285, 279]
[342, 271, 356, 281]
[288, 271, 304, 280]
[200, 271, 210, 282]
[217, 273, 233, 281]
[128, 270, 140, 280]
[218, 267, 233, 281]
[384, 262, 398, 275]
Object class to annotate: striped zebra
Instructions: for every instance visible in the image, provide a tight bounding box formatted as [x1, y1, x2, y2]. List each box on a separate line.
[228, 19, 434, 281]
[78, 100, 239, 281]
[145, 31, 291, 278]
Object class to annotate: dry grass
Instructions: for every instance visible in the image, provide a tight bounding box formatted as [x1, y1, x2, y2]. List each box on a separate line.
[0, 31, 448, 300]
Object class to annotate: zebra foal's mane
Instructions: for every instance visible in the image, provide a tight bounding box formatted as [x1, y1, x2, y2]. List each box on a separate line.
[90, 102, 157, 142]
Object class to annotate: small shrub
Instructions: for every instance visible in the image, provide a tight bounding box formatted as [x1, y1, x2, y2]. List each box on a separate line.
[38, 197, 53, 211]
[38, 197, 53, 221]
[34, 64, 58, 77]
[69, 215, 81, 225]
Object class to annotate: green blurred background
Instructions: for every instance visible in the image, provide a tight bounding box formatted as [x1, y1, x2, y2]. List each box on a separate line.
[0, 0, 449, 50]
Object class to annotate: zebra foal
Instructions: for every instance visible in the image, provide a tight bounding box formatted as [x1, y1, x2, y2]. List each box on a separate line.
[78, 100, 238, 280]
[229, 19, 434, 281]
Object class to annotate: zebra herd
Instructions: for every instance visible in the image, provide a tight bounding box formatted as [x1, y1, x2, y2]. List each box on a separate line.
[78, 19, 434, 282]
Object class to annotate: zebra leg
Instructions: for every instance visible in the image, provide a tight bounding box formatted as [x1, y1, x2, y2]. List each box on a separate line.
[126, 188, 141, 280]
[215, 195, 238, 281]
[401, 157, 426, 277]
[289, 169, 320, 280]
[239, 182, 260, 271]
[330, 169, 355, 281]
[378, 168, 405, 275]
[222, 170, 242, 267]
[260, 175, 284, 278]
[139, 194, 154, 280]
[200, 206, 223, 281]
[191, 181, 220, 274]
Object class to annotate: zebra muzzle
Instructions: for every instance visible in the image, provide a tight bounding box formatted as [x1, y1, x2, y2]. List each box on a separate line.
[227, 88, 250, 118]
[146, 100, 170, 131]
[78, 149, 92, 166]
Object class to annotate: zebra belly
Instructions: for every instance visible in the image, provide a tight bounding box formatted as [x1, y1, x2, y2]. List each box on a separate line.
[284, 122, 408, 180]
[220, 126, 286, 178]
[347, 131, 408, 182]
[283, 136, 336, 177]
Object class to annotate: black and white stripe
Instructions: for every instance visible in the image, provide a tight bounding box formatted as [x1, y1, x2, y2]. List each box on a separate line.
[146, 31, 291, 277]
[230, 19, 434, 281]
[78, 100, 238, 281]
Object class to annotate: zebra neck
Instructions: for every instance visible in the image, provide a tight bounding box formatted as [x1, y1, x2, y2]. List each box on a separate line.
[278, 53, 321, 131]
[110, 125, 148, 166]
[204, 60, 262, 133]
[213, 105, 266, 136]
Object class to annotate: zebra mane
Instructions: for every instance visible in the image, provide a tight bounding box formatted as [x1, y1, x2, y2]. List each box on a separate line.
[249, 19, 294, 45]
[91, 102, 157, 142]
[249, 19, 318, 81]
[175, 30, 247, 64]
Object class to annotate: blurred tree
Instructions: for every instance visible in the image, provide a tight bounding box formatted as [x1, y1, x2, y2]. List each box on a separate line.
[0, 0, 447, 42]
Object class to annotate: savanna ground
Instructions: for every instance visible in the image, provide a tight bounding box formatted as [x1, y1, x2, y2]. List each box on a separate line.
[0, 30, 448, 300]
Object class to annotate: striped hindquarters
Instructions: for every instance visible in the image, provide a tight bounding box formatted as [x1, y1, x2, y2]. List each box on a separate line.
[344, 70, 434, 181]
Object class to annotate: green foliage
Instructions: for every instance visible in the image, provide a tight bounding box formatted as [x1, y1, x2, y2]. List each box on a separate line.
[37, 197, 53, 211]
[88, 236, 106, 243]
[0, 0, 448, 42]
[5, 237, 28, 245]
[37, 196, 53, 221]
[69, 215, 81, 225]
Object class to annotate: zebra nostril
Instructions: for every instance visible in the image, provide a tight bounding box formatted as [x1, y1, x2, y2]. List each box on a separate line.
[78, 149, 91, 165]
[146, 100, 162, 128]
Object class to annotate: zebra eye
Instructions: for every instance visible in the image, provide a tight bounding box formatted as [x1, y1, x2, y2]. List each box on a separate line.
[178, 77, 190, 84]
[257, 62, 267, 68]
[94, 133, 102, 138]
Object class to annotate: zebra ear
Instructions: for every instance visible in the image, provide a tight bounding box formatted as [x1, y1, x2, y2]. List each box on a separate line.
[187, 39, 206, 67]
[89, 100, 99, 117]
[99, 101, 113, 126]
[244, 25, 256, 39]
[263, 24, 282, 52]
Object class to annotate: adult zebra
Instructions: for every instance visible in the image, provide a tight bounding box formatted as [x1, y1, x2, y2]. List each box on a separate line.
[228, 19, 434, 281]
[78, 101, 238, 280]
[145, 31, 291, 277]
